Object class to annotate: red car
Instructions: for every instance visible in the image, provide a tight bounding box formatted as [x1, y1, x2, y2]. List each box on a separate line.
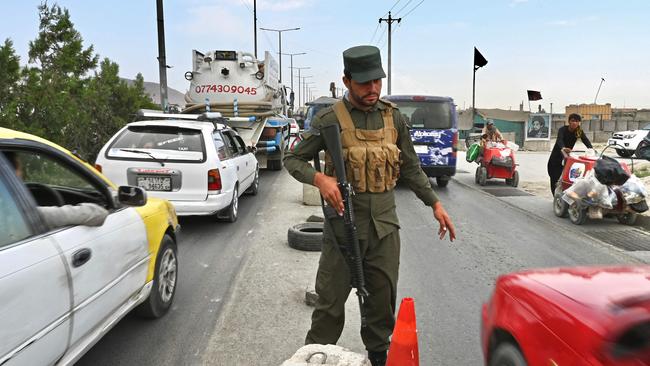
[482, 266, 650, 366]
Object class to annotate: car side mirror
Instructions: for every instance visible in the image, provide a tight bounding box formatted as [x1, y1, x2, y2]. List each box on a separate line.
[118, 186, 147, 207]
[247, 146, 256, 154]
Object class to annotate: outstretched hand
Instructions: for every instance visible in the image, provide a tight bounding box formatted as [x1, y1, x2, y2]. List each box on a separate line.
[433, 202, 456, 241]
[313, 172, 344, 215]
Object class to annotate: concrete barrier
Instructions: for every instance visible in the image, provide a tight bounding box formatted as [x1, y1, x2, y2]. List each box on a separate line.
[616, 120, 628, 131]
[303, 183, 321, 206]
[523, 140, 550, 151]
[627, 121, 640, 131]
[281, 344, 370, 366]
[603, 121, 615, 132]
[594, 132, 612, 143]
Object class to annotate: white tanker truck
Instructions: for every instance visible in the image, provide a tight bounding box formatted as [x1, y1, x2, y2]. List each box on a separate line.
[182, 50, 292, 170]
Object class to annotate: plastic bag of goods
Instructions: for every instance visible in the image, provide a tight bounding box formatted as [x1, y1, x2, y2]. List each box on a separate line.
[506, 141, 519, 152]
[562, 170, 613, 209]
[466, 143, 480, 163]
[594, 156, 630, 186]
[619, 174, 648, 205]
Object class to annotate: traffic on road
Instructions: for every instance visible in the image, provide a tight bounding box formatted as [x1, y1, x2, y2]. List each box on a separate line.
[2, 1, 650, 366]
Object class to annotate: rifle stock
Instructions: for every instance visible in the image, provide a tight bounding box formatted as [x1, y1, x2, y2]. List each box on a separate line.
[320, 124, 369, 327]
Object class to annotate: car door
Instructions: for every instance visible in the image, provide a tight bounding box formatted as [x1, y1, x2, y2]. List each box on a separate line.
[219, 131, 242, 195]
[231, 133, 255, 189]
[11, 148, 150, 351]
[0, 154, 71, 366]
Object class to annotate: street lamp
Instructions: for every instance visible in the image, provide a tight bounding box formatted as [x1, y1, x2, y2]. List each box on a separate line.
[259, 27, 300, 84]
[290, 67, 310, 109]
[302, 77, 314, 107]
[281, 52, 306, 105]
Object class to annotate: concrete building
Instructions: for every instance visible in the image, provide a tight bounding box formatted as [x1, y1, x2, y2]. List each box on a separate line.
[565, 103, 612, 121]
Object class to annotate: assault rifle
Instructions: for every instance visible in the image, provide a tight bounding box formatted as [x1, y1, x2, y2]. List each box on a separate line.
[314, 124, 369, 327]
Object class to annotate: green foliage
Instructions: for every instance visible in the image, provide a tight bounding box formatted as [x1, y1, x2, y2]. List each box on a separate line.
[0, 3, 160, 162]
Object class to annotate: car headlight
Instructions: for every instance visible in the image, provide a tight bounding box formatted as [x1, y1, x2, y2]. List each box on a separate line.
[624, 133, 637, 139]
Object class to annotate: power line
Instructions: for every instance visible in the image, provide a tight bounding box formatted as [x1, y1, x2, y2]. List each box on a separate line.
[401, 0, 424, 19]
[369, 23, 381, 44]
[238, 0, 253, 13]
[375, 25, 387, 47]
[389, 0, 404, 12]
[394, 0, 413, 16]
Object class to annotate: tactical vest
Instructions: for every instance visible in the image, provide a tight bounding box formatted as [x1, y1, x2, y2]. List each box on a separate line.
[324, 101, 401, 193]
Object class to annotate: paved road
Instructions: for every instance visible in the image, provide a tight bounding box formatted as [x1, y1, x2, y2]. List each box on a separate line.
[77, 170, 287, 366]
[77, 168, 642, 365]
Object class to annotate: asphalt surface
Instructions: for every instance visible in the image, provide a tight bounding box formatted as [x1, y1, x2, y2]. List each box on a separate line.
[76, 170, 288, 366]
[77, 168, 642, 366]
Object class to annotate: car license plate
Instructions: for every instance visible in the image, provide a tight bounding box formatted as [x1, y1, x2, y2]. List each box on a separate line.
[414, 145, 429, 154]
[137, 176, 172, 191]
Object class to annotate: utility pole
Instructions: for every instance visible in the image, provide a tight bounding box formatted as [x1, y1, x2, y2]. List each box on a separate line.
[303, 79, 314, 105]
[290, 67, 310, 108]
[379, 11, 401, 95]
[253, 0, 257, 58]
[594, 77, 605, 104]
[281, 52, 306, 109]
[156, 0, 169, 111]
[259, 27, 300, 83]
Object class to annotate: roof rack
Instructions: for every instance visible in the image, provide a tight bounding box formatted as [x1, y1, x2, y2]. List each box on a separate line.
[134, 109, 258, 130]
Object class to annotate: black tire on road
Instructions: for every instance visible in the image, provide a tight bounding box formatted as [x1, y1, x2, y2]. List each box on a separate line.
[245, 167, 259, 196]
[288, 222, 324, 252]
[553, 189, 569, 218]
[616, 149, 634, 158]
[436, 176, 450, 188]
[219, 186, 239, 223]
[475, 167, 480, 184]
[568, 202, 587, 225]
[136, 234, 178, 318]
[268, 159, 282, 171]
[489, 343, 527, 366]
[617, 212, 638, 225]
[478, 167, 488, 186]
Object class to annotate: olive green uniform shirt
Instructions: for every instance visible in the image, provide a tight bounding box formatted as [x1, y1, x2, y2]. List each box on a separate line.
[284, 98, 439, 239]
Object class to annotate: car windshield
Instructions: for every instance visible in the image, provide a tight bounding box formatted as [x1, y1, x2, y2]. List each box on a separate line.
[107, 126, 205, 161]
[392, 100, 453, 129]
[643, 124, 650, 130]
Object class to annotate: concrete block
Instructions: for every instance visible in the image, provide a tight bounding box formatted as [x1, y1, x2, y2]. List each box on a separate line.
[583, 131, 595, 142]
[523, 140, 550, 151]
[616, 120, 628, 131]
[281, 344, 371, 366]
[602, 121, 615, 132]
[627, 121, 640, 131]
[594, 132, 612, 143]
[303, 183, 321, 206]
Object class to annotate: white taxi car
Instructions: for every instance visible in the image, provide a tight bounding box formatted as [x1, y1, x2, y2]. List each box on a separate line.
[0, 128, 180, 366]
[95, 112, 259, 222]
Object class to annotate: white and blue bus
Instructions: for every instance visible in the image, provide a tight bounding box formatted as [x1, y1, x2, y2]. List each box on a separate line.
[383, 95, 458, 187]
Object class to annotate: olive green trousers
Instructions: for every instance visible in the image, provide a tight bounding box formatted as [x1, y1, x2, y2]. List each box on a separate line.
[305, 220, 400, 352]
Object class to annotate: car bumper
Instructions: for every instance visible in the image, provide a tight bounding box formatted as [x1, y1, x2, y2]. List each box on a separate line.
[608, 139, 631, 149]
[421, 166, 456, 178]
[169, 192, 231, 216]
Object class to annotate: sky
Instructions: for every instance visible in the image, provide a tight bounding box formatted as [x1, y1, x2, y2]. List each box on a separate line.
[2, 0, 649, 112]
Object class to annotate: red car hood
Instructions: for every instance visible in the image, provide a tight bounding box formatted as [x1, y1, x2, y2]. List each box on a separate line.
[520, 266, 650, 309]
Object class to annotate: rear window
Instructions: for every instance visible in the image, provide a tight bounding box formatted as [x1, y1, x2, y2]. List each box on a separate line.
[107, 126, 205, 162]
[393, 100, 453, 129]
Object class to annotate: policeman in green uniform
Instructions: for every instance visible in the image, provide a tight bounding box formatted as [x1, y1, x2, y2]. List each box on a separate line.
[283, 45, 456, 366]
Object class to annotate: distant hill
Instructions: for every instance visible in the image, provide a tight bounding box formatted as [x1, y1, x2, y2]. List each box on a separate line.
[121, 78, 186, 107]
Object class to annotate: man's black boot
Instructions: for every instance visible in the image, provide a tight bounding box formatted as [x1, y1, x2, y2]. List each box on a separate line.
[367, 350, 387, 366]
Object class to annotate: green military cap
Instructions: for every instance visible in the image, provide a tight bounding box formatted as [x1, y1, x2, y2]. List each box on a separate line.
[343, 45, 386, 83]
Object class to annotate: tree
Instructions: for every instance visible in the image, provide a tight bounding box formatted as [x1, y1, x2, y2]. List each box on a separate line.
[0, 39, 21, 128]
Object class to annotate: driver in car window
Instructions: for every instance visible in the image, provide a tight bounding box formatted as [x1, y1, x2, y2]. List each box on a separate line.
[3, 151, 109, 229]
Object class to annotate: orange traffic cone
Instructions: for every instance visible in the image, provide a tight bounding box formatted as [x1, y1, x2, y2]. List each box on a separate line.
[386, 297, 419, 366]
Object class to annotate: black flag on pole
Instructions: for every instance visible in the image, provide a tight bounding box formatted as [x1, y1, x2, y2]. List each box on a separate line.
[527, 90, 543, 101]
[474, 47, 488, 68]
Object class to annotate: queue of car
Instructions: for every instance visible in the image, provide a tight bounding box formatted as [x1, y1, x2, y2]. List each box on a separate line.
[0, 110, 264, 365]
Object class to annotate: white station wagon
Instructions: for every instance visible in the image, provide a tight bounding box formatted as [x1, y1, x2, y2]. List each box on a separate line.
[96, 113, 259, 222]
